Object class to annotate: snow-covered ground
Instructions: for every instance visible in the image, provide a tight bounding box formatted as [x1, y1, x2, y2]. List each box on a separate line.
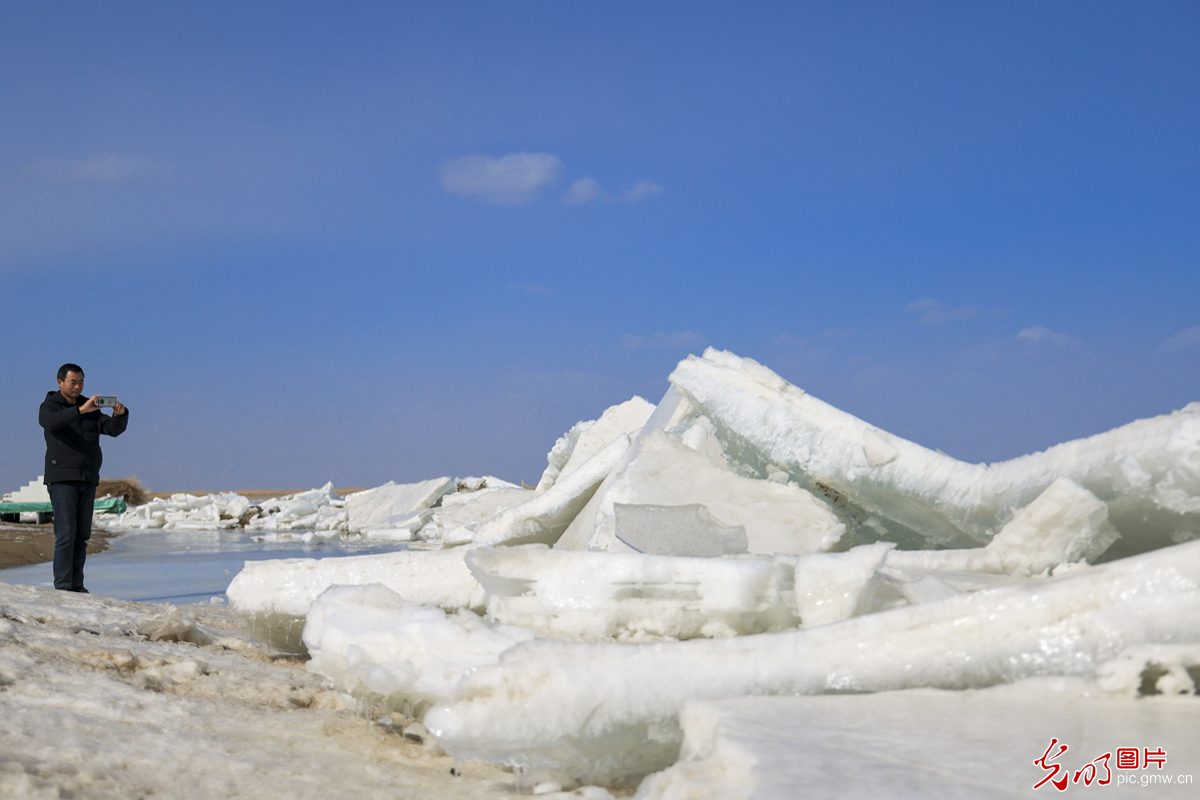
[4, 348, 1199, 798]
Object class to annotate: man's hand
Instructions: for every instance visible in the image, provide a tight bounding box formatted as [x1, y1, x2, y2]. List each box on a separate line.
[113, 400, 127, 416]
[79, 395, 100, 414]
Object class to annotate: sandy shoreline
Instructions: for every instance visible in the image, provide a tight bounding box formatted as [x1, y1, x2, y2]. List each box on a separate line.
[0, 488, 366, 571]
[0, 523, 119, 571]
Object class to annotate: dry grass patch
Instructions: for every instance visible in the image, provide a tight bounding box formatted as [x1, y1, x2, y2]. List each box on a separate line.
[96, 476, 149, 507]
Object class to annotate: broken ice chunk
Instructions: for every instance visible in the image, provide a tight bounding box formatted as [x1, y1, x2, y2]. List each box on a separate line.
[793, 542, 895, 626]
[466, 434, 632, 546]
[535, 397, 655, 494]
[303, 583, 535, 718]
[466, 545, 796, 641]
[614, 503, 748, 557]
[226, 547, 486, 652]
[559, 427, 845, 556]
[417, 487, 534, 544]
[986, 477, 1121, 576]
[345, 478, 455, 534]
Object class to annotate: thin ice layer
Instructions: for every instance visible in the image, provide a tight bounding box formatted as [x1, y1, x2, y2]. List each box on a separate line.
[669, 349, 1200, 552]
[424, 539, 1200, 784]
[634, 677, 1200, 800]
[465, 545, 796, 641]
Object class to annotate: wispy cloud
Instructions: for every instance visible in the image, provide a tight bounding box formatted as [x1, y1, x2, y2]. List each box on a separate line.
[622, 180, 663, 202]
[440, 153, 563, 206]
[562, 178, 602, 206]
[23, 155, 172, 186]
[1159, 325, 1200, 353]
[905, 297, 1005, 324]
[1016, 325, 1075, 347]
[562, 178, 663, 206]
[622, 331, 705, 350]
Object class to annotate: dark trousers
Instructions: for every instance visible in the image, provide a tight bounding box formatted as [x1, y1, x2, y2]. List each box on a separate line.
[48, 481, 96, 590]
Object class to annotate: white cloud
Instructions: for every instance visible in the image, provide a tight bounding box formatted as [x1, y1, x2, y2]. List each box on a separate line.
[440, 153, 563, 206]
[561, 177, 663, 206]
[562, 178, 602, 206]
[621, 331, 706, 350]
[23, 155, 172, 186]
[622, 180, 663, 202]
[905, 297, 1009, 325]
[1159, 325, 1200, 353]
[1016, 325, 1075, 346]
[905, 297, 983, 324]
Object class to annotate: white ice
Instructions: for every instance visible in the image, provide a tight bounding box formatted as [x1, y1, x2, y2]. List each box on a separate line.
[669, 349, 1200, 554]
[636, 676, 1200, 799]
[466, 545, 796, 641]
[423, 539, 1200, 783]
[8, 347, 1200, 797]
[225, 546, 486, 652]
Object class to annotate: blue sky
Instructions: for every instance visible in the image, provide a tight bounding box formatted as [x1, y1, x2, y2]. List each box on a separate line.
[2, 1, 1198, 492]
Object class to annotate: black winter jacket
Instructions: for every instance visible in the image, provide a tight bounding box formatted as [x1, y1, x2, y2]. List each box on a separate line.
[39, 391, 129, 485]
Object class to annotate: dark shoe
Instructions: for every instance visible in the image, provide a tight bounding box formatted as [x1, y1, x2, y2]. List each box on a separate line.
[72, 587, 89, 593]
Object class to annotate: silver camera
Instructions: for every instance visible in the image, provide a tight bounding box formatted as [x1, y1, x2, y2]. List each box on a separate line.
[95, 396, 118, 408]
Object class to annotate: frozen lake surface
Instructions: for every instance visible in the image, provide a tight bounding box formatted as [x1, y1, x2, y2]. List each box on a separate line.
[0, 528, 405, 604]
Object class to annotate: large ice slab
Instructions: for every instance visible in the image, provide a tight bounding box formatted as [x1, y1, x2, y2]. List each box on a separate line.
[226, 547, 485, 652]
[635, 677, 1200, 799]
[424, 539, 1200, 784]
[465, 545, 796, 641]
[303, 583, 536, 718]
[558, 426, 845, 556]
[669, 349, 1200, 553]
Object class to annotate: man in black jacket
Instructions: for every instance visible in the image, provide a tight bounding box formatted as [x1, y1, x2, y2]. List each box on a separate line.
[38, 363, 129, 592]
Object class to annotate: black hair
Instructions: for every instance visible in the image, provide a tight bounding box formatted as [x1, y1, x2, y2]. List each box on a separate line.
[57, 363, 84, 382]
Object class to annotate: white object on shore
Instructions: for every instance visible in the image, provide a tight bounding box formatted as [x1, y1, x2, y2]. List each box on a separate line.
[2, 476, 50, 503]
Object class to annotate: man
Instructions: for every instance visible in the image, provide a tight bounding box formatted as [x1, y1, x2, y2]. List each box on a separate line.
[38, 364, 129, 592]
